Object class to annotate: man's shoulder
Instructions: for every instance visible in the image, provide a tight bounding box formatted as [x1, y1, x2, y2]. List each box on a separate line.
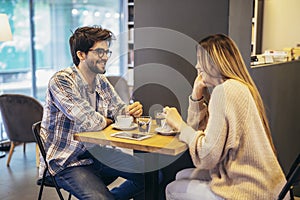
[51, 66, 77, 79]
[55, 66, 75, 75]
[48, 66, 78, 88]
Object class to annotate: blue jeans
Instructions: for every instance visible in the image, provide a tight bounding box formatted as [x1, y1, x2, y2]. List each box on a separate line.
[54, 146, 145, 200]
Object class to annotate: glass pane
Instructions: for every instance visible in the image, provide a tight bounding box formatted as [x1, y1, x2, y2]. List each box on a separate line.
[0, 0, 31, 96]
[0, 0, 31, 142]
[34, 0, 123, 101]
[0, 0, 124, 141]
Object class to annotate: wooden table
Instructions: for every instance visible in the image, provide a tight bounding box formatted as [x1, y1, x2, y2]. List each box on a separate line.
[74, 121, 188, 200]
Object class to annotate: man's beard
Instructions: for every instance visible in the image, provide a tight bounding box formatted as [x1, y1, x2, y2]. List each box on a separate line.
[88, 59, 106, 74]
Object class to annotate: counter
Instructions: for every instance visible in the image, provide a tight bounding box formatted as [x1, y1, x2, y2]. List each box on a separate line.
[249, 59, 300, 196]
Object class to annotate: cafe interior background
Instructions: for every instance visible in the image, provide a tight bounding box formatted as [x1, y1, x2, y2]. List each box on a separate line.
[0, 0, 299, 198]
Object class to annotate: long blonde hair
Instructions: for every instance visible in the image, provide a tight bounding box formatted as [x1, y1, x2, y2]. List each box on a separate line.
[198, 34, 276, 154]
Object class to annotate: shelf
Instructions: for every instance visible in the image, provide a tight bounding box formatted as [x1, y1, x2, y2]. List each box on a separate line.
[128, 3, 134, 23]
[127, 68, 134, 86]
[128, 63, 134, 68]
[127, 0, 134, 88]
[127, 0, 134, 70]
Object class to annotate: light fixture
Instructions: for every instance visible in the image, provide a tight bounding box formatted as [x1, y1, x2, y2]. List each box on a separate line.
[71, 8, 79, 16]
[83, 10, 89, 16]
[0, 14, 13, 42]
[105, 12, 111, 18]
[0, 13, 12, 158]
[114, 13, 120, 19]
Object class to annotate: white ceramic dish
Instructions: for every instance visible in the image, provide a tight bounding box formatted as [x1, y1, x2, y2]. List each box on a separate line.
[111, 123, 138, 131]
[155, 127, 178, 136]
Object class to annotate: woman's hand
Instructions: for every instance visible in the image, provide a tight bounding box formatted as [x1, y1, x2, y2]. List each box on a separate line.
[163, 106, 184, 131]
[126, 101, 143, 117]
[191, 74, 206, 100]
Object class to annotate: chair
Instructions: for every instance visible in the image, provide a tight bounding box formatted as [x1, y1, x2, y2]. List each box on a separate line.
[278, 153, 300, 200]
[107, 76, 131, 104]
[32, 121, 72, 200]
[0, 94, 43, 166]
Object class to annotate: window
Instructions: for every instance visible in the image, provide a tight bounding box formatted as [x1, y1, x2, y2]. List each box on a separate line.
[0, 0, 125, 101]
[0, 0, 125, 141]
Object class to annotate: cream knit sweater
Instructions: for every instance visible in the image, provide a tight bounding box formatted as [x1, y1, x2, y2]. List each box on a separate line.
[180, 79, 287, 200]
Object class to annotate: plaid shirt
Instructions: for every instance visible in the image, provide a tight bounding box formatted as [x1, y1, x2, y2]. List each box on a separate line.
[40, 66, 126, 176]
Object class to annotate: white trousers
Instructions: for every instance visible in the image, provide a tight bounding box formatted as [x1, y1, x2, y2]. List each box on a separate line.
[165, 168, 223, 200]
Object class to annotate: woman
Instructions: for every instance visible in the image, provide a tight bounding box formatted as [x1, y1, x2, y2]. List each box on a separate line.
[164, 34, 287, 199]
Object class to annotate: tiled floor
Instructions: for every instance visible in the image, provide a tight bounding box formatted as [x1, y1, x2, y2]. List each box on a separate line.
[0, 142, 125, 200]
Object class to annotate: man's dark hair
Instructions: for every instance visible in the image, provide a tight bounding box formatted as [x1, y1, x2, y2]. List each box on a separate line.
[69, 25, 114, 66]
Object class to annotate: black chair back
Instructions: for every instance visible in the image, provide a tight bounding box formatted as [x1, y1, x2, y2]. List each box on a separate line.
[32, 121, 71, 200]
[32, 122, 46, 161]
[278, 153, 300, 200]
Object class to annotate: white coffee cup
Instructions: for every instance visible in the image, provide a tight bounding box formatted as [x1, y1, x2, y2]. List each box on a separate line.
[116, 115, 133, 128]
[161, 119, 172, 132]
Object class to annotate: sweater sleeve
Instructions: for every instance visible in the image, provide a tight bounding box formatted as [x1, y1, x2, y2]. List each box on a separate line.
[187, 96, 209, 131]
[184, 84, 228, 169]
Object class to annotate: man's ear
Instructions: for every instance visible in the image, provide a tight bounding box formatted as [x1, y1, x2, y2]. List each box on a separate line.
[76, 51, 86, 61]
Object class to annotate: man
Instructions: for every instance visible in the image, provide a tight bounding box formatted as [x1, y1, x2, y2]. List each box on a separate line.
[40, 26, 144, 200]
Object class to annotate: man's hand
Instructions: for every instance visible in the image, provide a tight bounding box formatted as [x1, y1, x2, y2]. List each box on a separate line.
[126, 101, 143, 117]
[105, 118, 113, 127]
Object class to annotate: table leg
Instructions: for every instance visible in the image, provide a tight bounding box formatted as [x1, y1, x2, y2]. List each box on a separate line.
[134, 150, 160, 200]
[144, 163, 159, 200]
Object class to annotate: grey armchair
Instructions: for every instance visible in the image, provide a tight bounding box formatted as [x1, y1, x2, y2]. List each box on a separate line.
[107, 76, 131, 104]
[0, 94, 43, 166]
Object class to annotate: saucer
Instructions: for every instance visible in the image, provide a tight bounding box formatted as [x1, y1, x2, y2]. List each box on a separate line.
[111, 123, 138, 131]
[155, 127, 178, 136]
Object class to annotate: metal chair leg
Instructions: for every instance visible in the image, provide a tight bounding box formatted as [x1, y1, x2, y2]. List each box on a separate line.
[50, 175, 65, 200]
[68, 193, 72, 200]
[38, 169, 47, 200]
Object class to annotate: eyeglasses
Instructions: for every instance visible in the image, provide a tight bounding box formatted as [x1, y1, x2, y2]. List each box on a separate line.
[89, 48, 112, 58]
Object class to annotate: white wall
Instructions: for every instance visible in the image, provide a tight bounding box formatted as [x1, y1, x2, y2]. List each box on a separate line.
[262, 0, 300, 52]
